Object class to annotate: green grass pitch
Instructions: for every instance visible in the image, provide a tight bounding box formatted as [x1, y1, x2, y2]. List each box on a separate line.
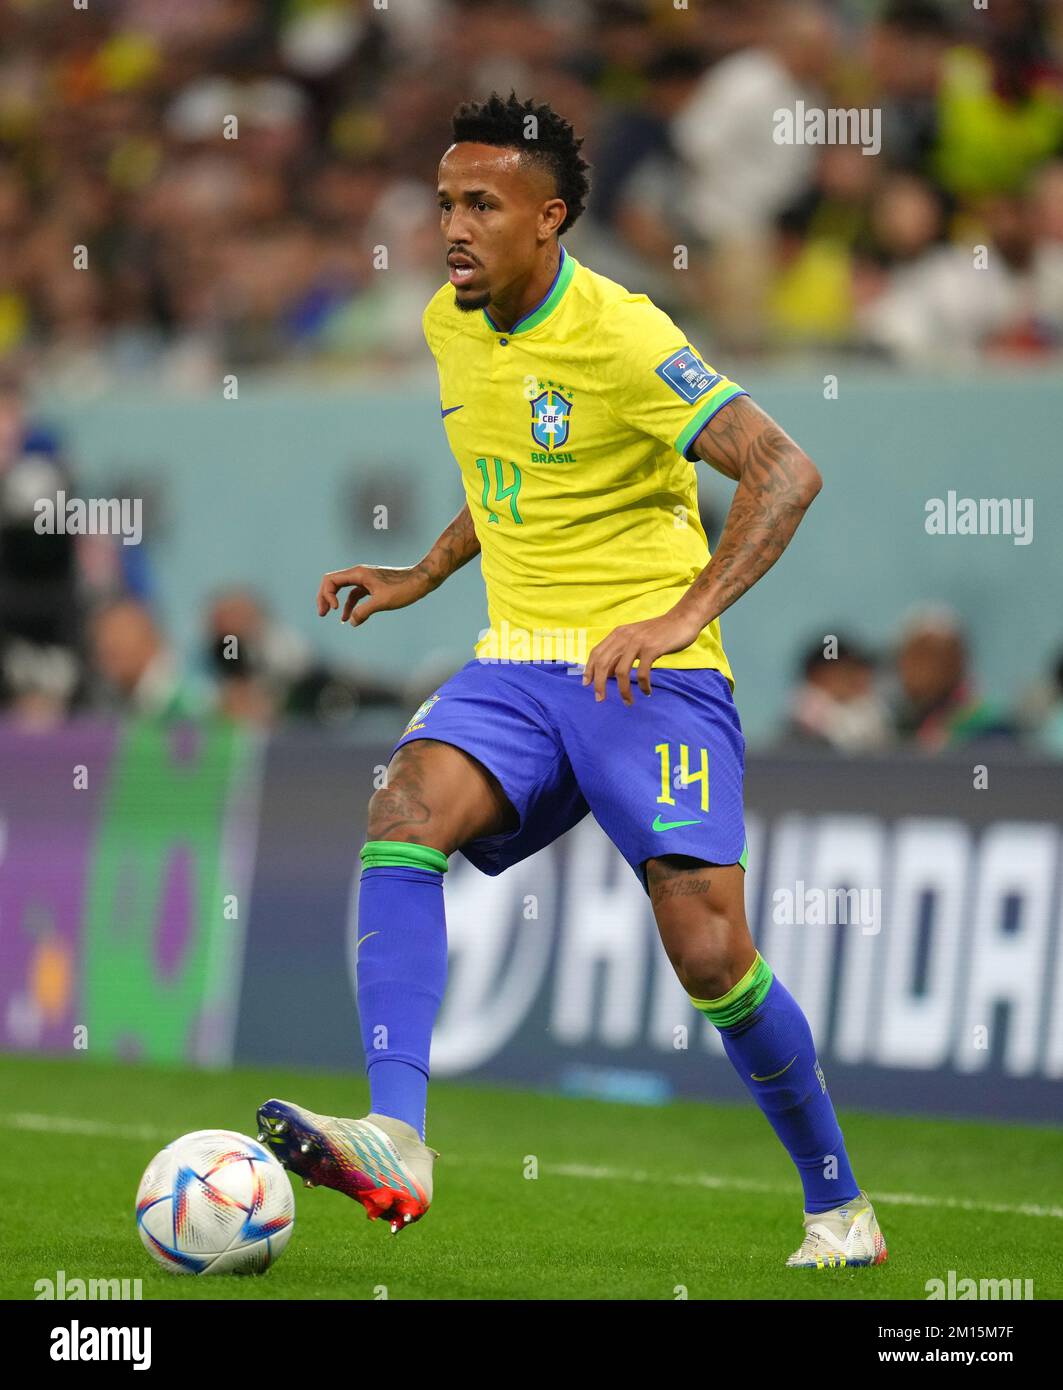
[2, 1054, 1060, 1301]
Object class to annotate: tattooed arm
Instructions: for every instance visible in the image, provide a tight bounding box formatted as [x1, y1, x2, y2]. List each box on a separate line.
[679, 395, 822, 627]
[582, 397, 821, 702]
[317, 502, 480, 626]
[415, 502, 481, 592]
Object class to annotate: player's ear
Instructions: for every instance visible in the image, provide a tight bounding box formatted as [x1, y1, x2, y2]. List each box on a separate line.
[539, 198, 567, 239]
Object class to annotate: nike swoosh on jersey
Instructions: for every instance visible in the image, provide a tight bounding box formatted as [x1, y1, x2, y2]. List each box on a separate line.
[440, 403, 464, 417]
[651, 814, 702, 831]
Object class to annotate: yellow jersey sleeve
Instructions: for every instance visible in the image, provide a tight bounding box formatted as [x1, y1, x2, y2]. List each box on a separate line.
[603, 297, 747, 460]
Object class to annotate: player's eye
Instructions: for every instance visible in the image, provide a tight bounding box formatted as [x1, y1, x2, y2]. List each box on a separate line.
[474, 201, 489, 212]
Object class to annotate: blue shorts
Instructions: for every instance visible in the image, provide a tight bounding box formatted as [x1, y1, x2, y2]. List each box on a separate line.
[393, 661, 746, 893]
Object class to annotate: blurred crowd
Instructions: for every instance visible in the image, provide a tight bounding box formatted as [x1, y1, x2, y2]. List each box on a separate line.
[3, 370, 1063, 752]
[0, 373, 414, 728]
[2, 0, 1062, 750]
[1, 0, 1062, 384]
[780, 613, 1063, 755]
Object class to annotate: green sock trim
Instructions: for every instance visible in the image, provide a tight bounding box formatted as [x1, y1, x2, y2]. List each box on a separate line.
[689, 951, 773, 1029]
[360, 841, 449, 874]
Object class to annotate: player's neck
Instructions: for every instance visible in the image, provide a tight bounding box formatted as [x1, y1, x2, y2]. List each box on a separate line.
[487, 244, 562, 333]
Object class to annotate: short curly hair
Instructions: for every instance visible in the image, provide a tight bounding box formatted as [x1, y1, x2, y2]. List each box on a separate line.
[450, 91, 591, 234]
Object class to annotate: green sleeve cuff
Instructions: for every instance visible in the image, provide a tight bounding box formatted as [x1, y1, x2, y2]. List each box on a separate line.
[360, 841, 449, 873]
[676, 386, 748, 460]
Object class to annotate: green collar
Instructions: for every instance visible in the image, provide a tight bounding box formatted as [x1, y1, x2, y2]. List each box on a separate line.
[482, 245, 576, 336]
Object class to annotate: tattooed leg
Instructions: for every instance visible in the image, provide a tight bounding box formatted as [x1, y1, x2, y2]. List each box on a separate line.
[645, 856, 756, 999]
[366, 737, 517, 850]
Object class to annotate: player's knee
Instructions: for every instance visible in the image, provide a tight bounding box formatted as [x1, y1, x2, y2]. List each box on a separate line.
[647, 856, 754, 995]
[366, 797, 447, 848]
[654, 895, 743, 997]
[365, 770, 444, 846]
[366, 739, 515, 849]
[668, 930, 743, 1000]
[647, 862, 748, 997]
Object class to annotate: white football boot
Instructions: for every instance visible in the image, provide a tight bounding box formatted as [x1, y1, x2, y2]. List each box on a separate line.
[786, 1189, 888, 1269]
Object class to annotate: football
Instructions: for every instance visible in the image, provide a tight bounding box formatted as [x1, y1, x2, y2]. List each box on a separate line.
[135, 1129, 295, 1275]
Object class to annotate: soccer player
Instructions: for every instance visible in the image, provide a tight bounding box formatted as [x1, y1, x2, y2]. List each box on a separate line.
[258, 93, 887, 1270]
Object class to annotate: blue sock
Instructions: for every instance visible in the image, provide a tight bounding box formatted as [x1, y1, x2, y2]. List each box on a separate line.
[356, 842, 449, 1141]
[691, 955, 859, 1213]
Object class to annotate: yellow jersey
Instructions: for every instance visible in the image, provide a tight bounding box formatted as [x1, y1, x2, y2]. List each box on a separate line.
[423, 245, 746, 680]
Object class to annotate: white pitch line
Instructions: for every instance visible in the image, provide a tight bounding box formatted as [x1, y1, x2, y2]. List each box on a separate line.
[10, 1114, 1061, 1222]
[546, 1163, 1063, 1221]
[10, 1112, 172, 1142]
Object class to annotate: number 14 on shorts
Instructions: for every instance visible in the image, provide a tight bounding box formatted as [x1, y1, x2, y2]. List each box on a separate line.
[655, 742, 709, 812]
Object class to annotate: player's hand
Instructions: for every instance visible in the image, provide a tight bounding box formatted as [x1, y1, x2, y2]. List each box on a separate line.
[316, 564, 432, 626]
[581, 609, 704, 705]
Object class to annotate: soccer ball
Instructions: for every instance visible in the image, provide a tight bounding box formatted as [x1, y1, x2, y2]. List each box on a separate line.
[135, 1129, 295, 1275]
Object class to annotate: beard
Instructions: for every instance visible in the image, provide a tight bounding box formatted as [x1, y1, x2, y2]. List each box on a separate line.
[454, 287, 491, 312]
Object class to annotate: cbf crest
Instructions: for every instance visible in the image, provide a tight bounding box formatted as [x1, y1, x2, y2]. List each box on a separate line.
[530, 386, 572, 450]
[403, 693, 439, 735]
